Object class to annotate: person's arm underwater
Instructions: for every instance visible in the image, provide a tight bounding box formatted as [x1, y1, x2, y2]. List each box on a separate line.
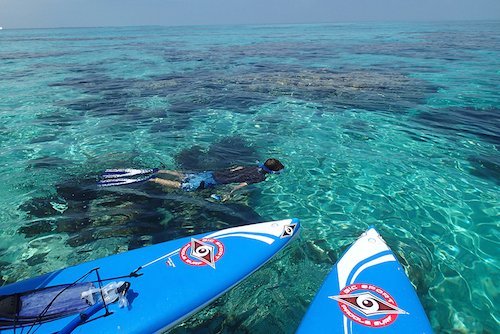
[222, 182, 248, 202]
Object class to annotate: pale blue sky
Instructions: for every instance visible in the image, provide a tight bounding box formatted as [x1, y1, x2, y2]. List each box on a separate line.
[1, 0, 499, 29]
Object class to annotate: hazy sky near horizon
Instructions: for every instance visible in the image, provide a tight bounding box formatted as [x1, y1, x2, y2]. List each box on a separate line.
[1, 0, 499, 29]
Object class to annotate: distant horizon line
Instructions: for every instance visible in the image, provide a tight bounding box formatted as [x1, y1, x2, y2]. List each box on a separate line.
[2, 18, 499, 31]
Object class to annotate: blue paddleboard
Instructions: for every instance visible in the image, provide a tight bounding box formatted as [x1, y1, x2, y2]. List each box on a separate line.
[296, 226, 433, 334]
[0, 218, 300, 333]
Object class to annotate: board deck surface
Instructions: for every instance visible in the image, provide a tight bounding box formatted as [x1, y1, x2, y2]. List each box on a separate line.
[0, 218, 300, 334]
[296, 226, 433, 334]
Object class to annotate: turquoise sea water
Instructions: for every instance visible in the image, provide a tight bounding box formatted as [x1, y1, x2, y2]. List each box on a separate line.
[1, 21, 499, 333]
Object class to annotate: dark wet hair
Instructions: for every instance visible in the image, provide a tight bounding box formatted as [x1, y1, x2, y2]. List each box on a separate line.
[264, 158, 284, 172]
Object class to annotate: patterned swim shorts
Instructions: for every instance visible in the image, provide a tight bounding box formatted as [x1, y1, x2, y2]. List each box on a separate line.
[180, 172, 217, 191]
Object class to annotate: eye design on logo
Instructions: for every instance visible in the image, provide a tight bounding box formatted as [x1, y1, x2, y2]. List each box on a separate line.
[331, 292, 406, 316]
[180, 238, 225, 268]
[330, 284, 408, 328]
[280, 223, 297, 238]
[191, 239, 214, 266]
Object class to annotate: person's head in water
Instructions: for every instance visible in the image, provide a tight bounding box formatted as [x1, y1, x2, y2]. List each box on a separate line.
[258, 158, 285, 174]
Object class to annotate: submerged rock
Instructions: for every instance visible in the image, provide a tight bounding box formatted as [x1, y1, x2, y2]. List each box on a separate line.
[416, 106, 500, 147]
[174, 136, 257, 171]
[25, 156, 74, 170]
[468, 155, 500, 185]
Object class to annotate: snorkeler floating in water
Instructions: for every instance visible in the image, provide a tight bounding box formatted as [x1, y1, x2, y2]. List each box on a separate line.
[152, 158, 284, 201]
[98, 159, 284, 201]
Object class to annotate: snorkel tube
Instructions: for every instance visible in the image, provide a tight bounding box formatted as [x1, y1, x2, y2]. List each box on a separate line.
[256, 160, 284, 174]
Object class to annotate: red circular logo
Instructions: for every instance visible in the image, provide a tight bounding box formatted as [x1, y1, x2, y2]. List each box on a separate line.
[180, 238, 225, 268]
[332, 283, 405, 327]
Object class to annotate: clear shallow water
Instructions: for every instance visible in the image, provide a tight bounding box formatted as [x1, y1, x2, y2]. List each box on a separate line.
[1, 21, 500, 333]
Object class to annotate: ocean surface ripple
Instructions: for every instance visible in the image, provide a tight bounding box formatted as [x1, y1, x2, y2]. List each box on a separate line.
[1, 21, 499, 333]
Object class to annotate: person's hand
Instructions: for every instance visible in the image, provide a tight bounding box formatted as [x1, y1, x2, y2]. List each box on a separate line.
[222, 194, 231, 202]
